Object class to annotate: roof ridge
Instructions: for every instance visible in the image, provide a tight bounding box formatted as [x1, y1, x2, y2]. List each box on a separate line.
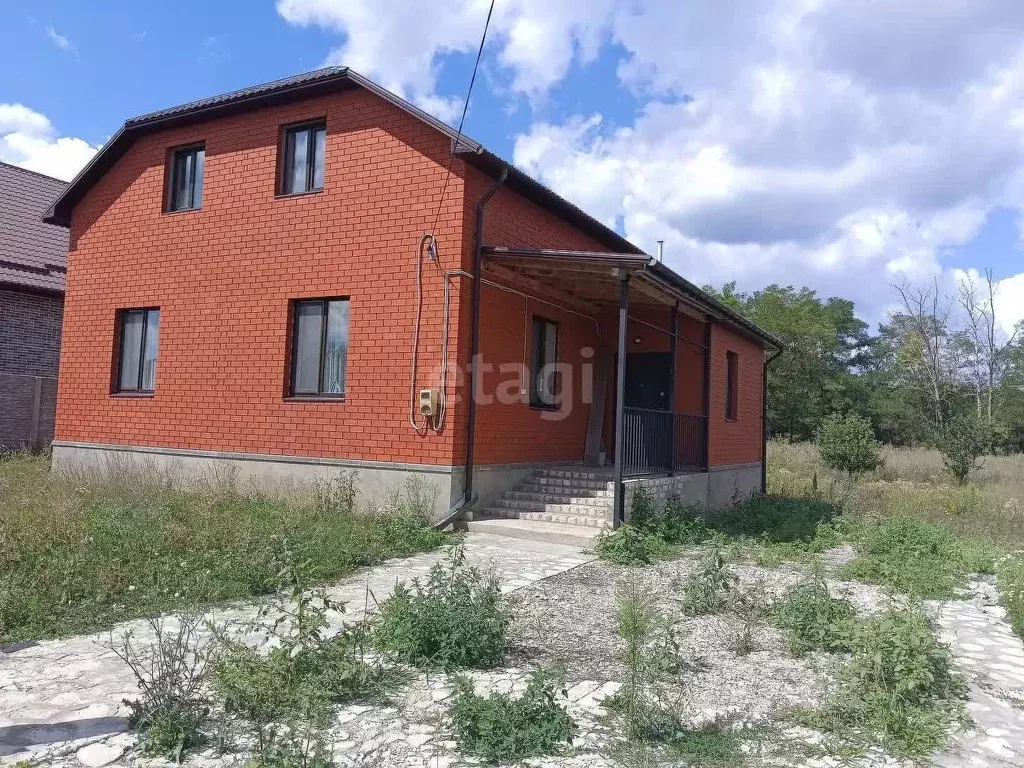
[124, 66, 350, 127]
[0, 160, 69, 186]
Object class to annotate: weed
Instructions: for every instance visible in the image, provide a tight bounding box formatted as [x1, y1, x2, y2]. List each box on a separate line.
[771, 571, 856, 657]
[213, 552, 386, 751]
[999, 553, 1024, 640]
[801, 606, 968, 757]
[679, 550, 736, 616]
[840, 516, 997, 598]
[448, 669, 576, 763]
[249, 722, 334, 768]
[0, 455, 448, 643]
[112, 612, 213, 762]
[371, 546, 508, 669]
[728, 579, 767, 656]
[595, 525, 672, 565]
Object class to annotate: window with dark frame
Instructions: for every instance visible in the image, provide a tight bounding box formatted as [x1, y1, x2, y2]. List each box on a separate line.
[530, 317, 559, 408]
[281, 122, 327, 195]
[116, 308, 160, 393]
[290, 298, 349, 398]
[166, 145, 205, 211]
[726, 351, 739, 420]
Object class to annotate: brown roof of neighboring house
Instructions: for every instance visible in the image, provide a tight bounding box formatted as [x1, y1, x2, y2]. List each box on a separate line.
[0, 162, 69, 294]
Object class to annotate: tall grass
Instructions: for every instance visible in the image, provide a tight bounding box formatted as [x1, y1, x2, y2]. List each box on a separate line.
[0, 454, 447, 643]
[768, 441, 1024, 549]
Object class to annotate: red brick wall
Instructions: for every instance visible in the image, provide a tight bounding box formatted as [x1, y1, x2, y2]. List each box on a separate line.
[456, 170, 612, 465]
[708, 324, 764, 466]
[57, 88, 466, 465]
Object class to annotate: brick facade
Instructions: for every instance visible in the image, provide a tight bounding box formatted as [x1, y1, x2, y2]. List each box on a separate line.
[708, 323, 765, 466]
[54, 78, 768, 489]
[0, 288, 63, 377]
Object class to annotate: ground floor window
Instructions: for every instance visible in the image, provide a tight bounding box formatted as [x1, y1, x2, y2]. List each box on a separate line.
[116, 308, 160, 393]
[726, 350, 739, 420]
[530, 316, 559, 408]
[291, 298, 349, 397]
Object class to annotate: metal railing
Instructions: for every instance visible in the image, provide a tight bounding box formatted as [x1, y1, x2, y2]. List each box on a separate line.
[621, 407, 707, 477]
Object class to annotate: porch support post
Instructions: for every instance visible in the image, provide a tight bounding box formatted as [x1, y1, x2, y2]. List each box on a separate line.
[612, 271, 630, 529]
[668, 302, 679, 475]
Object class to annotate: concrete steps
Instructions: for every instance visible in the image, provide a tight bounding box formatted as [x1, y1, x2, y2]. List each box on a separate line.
[469, 466, 615, 545]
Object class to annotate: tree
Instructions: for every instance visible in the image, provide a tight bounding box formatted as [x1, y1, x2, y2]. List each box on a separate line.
[938, 415, 987, 484]
[817, 412, 884, 479]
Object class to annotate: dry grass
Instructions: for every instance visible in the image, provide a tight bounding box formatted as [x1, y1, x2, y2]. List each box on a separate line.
[0, 453, 448, 644]
[767, 441, 1024, 549]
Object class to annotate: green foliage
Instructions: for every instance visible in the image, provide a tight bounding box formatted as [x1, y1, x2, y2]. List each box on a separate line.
[213, 555, 387, 738]
[817, 412, 884, 478]
[113, 613, 213, 762]
[595, 525, 671, 565]
[679, 550, 737, 616]
[371, 546, 509, 669]
[802, 607, 968, 757]
[999, 553, 1024, 640]
[249, 722, 334, 768]
[840, 516, 996, 598]
[771, 573, 856, 656]
[448, 670, 576, 763]
[0, 456, 448, 643]
[631, 490, 712, 546]
[939, 415, 987, 484]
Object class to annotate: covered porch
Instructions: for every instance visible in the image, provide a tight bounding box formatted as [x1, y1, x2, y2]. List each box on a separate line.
[475, 247, 723, 526]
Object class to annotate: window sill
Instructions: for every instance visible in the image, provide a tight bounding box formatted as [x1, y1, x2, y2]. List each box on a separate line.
[275, 189, 324, 200]
[161, 206, 202, 215]
[725, 417, 738, 423]
[529, 402, 560, 411]
[111, 392, 155, 398]
[284, 395, 346, 403]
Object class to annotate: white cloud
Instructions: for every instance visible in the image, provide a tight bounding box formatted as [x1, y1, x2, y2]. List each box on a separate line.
[45, 25, 75, 53]
[0, 104, 98, 181]
[995, 273, 1024, 335]
[277, 0, 1024, 325]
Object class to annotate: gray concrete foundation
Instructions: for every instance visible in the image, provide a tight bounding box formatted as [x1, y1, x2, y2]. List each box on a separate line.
[623, 462, 763, 521]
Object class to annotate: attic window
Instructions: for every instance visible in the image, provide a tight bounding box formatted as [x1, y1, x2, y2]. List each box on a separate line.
[166, 144, 205, 212]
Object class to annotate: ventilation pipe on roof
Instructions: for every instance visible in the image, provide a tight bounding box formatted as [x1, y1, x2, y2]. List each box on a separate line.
[656, 240, 664, 262]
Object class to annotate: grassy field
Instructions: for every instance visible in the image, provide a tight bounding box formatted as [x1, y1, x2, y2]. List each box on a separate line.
[0, 453, 449, 644]
[768, 441, 1024, 549]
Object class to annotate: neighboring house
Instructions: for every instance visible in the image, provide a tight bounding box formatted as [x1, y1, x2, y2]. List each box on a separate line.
[0, 162, 68, 452]
[43, 67, 780, 538]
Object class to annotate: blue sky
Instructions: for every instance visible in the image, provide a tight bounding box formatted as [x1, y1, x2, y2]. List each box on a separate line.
[4, 0, 1024, 331]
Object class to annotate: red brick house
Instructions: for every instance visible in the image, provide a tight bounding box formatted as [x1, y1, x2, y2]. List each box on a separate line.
[1, 162, 68, 452]
[44, 68, 779, 539]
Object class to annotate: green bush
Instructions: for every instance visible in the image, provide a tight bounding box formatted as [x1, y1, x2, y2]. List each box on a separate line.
[371, 546, 508, 669]
[999, 553, 1024, 640]
[818, 412, 884, 479]
[771, 574, 856, 656]
[679, 550, 736, 616]
[840, 516, 996, 598]
[939, 415, 987, 485]
[448, 670, 576, 763]
[0, 456, 448, 643]
[803, 607, 968, 757]
[595, 525, 671, 565]
[630, 490, 711, 546]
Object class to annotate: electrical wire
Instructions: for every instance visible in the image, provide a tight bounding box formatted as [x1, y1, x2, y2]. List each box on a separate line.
[429, 0, 497, 237]
[409, 233, 435, 434]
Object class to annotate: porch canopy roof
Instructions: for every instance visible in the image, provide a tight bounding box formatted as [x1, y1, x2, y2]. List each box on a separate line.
[481, 246, 782, 350]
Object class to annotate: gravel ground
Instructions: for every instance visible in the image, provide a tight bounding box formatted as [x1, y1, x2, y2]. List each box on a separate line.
[508, 550, 890, 728]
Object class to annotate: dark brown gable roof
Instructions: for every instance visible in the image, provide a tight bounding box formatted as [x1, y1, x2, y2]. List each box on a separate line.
[42, 67, 642, 256]
[0, 162, 69, 294]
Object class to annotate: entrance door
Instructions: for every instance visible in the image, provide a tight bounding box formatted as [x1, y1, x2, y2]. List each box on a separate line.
[618, 352, 673, 473]
[624, 352, 672, 410]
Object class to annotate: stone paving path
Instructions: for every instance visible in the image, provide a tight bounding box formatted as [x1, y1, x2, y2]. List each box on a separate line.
[932, 580, 1024, 768]
[0, 533, 594, 766]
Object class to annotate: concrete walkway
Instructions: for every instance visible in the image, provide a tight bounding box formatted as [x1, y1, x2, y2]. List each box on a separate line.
[0, 533, 594, 766]
[932, 581, 1024, 768]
